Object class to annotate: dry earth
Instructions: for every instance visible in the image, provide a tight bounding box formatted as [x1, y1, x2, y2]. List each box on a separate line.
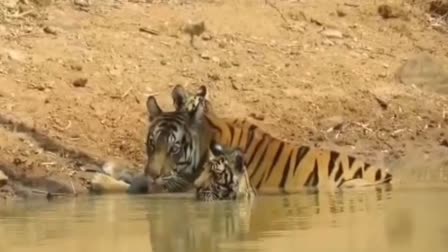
[1, 0, 448, 200]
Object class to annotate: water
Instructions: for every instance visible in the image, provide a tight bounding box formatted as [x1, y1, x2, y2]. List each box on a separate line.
[1, 186, 448, 252]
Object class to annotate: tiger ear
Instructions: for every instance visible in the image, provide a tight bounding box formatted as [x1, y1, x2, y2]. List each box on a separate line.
[171, 84, 187, 111]
[189, 97, 205, 123]
[231, 149, 245, 174]
[197, 85, 208, 99]
[146, 96, 162, 121]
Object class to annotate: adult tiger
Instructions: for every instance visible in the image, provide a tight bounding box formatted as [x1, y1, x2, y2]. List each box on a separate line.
[88, 142, 255, 201]
[143, 95, 213, 192]
[194, 143, 255, 201]
[168, 84, 393, 193]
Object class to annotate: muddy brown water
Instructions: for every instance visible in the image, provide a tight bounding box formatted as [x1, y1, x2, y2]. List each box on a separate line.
[0, 186, 447, 252]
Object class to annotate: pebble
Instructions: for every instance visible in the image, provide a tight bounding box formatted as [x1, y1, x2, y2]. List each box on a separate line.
[73, 78, 88, 87]
[43, 26, 58, 35]
[5, 49, 27, 63]
[219, 61, 231, 68]
[322, 29, 344, 39]
[207, 72, 220, 81]
[322, 39, 335, 46]
[0, 170, 8, 187]
[70, 64, 83, 71]
[199, 52, 210, 60]
[201, 33, 213, 41]
[211, 56, 220, 63]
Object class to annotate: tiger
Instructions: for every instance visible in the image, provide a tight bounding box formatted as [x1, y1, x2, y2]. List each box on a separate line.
[194, 143, 255, 201]
[88, 143, 254, 201]
[167, 84, 393, 194]
[143, 94, 214, 192]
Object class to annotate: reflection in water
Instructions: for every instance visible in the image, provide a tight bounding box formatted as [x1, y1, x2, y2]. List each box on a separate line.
[0, 186, 447, 252]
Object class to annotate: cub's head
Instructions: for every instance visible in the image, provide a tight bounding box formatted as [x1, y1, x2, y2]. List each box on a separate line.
[171, 84, 213, 114]
[144, 95, 208, 192]
[194, 143, 254, 201]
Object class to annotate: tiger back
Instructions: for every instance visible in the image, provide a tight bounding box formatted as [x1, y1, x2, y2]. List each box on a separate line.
[194, 143, 255, 201]
[170, 85, 393, 194]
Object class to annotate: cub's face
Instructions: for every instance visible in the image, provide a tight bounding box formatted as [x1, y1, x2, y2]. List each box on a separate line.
[194, 144, 247, 201]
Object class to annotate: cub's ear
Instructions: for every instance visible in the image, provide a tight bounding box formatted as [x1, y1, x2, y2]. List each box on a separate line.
[171, 84, 187, 111]
[231, 148, 245, 174]
[146, 96, 162, 121]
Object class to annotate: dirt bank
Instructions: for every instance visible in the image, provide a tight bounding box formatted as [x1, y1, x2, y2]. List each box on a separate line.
[1, 0, 448, 200]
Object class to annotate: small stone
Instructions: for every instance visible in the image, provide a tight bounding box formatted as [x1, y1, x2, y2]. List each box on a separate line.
[336, 9, 347, 17]
[160, 59, 167, 65]
[73, 78, 88, 87]
[207, 72, 220, 81]
[321, 29, 344, 39]
[201, 33, 213, 41]
[139, 27, 160, 36]
[378, 72, 387, 78]
[0, 170, 8, 187]
[199, 52, 210, 60]
[4, 0, 18, 8]
[0, 25, 7, 36]
[218, 41, 226, 48]
[43, 26, 58, 35]
[319, 116, 345, 131]
[74, 0, 91, 7]
[441, 139, 448, 148]
[231, 60, 240, 67]
[322, 39, 335, 46]
[211, 56, 220, 63]
[249, 113, 265, 121]
[219, 61, 231, 68]
[70, 64, 83, 71]
[5, 49, 27, 63]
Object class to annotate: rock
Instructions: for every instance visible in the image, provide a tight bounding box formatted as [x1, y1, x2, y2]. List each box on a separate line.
[199, 52, 210, 60]
[319, 116, 345, 131]
[72, 78, 88, 87]
[74, 0, 91, 7]
[249, 113, 265, 121]
[321, 29, 344, 39]
[70, 63, 83, 71]
[397, 53, 448, 94]
[0, 170, 8, 187]
[0, 25, 7, 36]
[31, 0, 53, 6]
[201, 33, 213, 41]
[322, 39, 335, 46]
[182, 21, 206, 37]
[4, 0, 18, 8]
[43, 26, 58, 35]
[4, 49, 27, 63]
[207, 72, 220, 81]
[219, 61, 231, 68]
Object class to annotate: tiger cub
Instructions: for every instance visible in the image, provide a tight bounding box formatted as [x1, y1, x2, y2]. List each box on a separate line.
[194, 143, 255, 201]
[170, 84, 393, 193]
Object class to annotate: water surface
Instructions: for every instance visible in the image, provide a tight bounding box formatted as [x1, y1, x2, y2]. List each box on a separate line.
[1, 186, 447, 252]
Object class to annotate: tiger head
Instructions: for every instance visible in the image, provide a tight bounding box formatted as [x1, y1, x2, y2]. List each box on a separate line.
[171, 84, 213, 114]
[145, 95, 212, 192]
[193, 143, 255, 201]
